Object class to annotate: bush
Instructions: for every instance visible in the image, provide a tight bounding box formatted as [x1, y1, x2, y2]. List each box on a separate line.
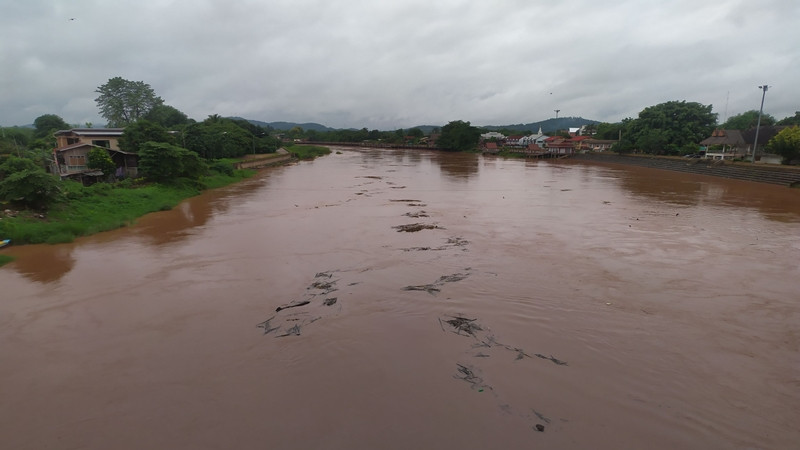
[767, 126, 800, 165]
[209, 160, 234, 176]
[87, 147, 116, 177]
[0, 155, 40, 179]
[138, 142, 207, 182]
[0, 169, 62, 208]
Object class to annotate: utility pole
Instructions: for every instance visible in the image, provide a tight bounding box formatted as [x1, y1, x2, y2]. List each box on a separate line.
[751, 85, 769, 162]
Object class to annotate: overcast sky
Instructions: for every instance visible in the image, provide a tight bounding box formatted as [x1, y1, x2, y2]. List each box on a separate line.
[1, 0, 798, 130]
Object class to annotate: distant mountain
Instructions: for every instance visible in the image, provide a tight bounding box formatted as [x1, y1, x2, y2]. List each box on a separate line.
[480, 117, 600, 134]
[232, 118, 337, 132]
[232, 117, 599, 134]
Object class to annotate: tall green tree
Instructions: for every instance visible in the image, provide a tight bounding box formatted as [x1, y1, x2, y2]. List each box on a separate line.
[33, 114, 70, 138]
[143, 104, 191, 128]
[438, 120, 481, 151]
[95, 77, 164, 127]
[777, 111, 800, 126]
[594, 122, 623, 140]
[138, 142, 206, 182]
[182, 119, 252, 159]
[118, 120, 174, 153]
[625, 101, 717, 155]
[767, 126, 800, 165]
[721, 110, 776, 130]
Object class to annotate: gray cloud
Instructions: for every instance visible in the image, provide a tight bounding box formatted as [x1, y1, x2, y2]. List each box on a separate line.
[1, 0, 798, 129]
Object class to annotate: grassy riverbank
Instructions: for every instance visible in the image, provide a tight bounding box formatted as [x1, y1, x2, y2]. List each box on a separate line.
[285, 144, 331, 159]
[0, 166, 255, 249]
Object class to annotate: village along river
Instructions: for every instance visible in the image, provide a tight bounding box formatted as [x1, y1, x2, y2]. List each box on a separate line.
[1, 147, 799, 449]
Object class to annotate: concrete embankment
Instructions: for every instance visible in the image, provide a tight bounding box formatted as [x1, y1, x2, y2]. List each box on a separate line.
[572, 153, 800, 187]
[234, 149, 293, 169]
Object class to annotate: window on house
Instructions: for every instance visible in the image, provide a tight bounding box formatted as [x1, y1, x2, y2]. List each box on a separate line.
[67, 138, 79, 145]
[68, 155, 86, 167]
[92, 140, 110, 148]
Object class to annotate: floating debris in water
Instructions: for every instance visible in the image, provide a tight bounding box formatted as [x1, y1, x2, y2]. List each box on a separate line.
[440, 316, 482, 336]
[454, 364, 490, 391]
[275, 300, 310, 312]
[534, 353, 568, 366]
[393, 223, 443, 232]
[403, 270, 471, 295]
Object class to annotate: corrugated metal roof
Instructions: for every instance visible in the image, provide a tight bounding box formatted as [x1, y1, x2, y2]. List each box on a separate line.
[54, 128, 124, 136]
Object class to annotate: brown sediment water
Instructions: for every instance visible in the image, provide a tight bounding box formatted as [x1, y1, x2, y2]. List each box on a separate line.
[1, 148, 799, 449]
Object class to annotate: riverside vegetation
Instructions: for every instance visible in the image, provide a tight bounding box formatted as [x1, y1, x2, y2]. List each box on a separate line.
[0, 146, 329, 267]
[0, 161, 255, 246]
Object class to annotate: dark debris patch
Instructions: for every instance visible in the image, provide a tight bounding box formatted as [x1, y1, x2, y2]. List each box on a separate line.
[440, 316, 482, 337]
[257, 271, 345, 338]
[275, 300, 311, 312]
[534, 353, 568, 366]
[393, 223, 443, 232]
[400, 236, 469, 252]
[403, 270, 470, 295]
[403, 284, 441, 294]
[454, 364, 491, 391]
[256, 316, 279, 335]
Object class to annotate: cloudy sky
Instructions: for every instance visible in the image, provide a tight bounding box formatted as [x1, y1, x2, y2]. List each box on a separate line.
[1, 0, 798, 130]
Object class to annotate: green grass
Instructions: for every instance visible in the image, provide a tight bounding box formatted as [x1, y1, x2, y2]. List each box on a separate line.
[0, 254, 14, 267]
[0, 168, 257, 245]
[202, 168, 256, 189]
[285, 144, 331, 159]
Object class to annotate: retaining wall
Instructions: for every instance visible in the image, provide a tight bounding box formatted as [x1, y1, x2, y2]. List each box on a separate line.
[572, 153, 800, 187]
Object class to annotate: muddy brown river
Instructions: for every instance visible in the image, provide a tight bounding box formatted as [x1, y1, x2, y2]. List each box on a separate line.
[2, 148, 799, 449]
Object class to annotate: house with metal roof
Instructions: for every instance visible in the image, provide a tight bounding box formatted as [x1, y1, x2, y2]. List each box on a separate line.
[51, 128, 138, 181]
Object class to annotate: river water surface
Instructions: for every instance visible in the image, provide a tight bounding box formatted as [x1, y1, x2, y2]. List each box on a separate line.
[2, 148, 799, 449]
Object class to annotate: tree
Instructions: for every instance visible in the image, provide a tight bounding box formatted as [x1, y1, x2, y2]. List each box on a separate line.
[777, 111, 800, 126]
[0, 157, 61, 208]
[766, 126, 800, 165]
[95, 77, 164, 127]
[138, 142, 206, 182]
[408, 127, 424, 139]
[594, 122, 623, 140]
[721, 110, 776, 130]
[143, 104, 191, 128]
[182, 119, 252, 159]
[33, 114, 70, 139]
[437, 120, 481, 151]
[118, 120, 174, 153]
[625, 101, 717, 155]
[87, 148, 116, 177]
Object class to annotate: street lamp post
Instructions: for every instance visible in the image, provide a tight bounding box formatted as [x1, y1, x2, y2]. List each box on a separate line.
[751, 85, 769, 163]
[253, 132, 264, 155]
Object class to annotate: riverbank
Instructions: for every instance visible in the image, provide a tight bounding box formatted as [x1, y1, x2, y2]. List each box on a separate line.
[0, 146, 333, 266]
[572, 153, 800, 187]
[0, 170, 254, 247]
